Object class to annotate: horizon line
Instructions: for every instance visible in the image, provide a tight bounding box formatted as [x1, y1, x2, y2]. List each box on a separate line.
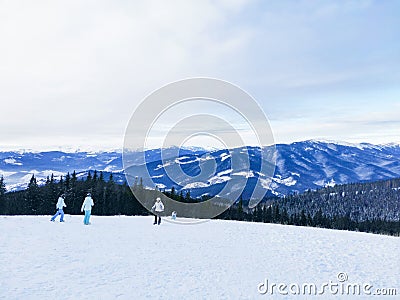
[1, 138, 400, 153]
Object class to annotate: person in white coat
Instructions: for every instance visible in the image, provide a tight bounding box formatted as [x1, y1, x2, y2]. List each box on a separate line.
[81, 193, 94, 225]
[50, 194, 66, 222]
[152, 197, 164, 225]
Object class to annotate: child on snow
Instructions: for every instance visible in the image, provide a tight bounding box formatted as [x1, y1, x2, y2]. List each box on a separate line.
[50, 194, 66, 222]
[81, 193, 94, 225]
[152, 197, 164, 225]
[171, 211, 177, 220]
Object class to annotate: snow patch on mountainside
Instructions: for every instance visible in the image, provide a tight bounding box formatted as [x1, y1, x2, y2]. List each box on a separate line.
[51, 156, 71, 162]
[208, 175, 231, 185]
[155, 183, 166, 189]
[220, 152, 231, 162]
[0, 170, 17, 177]
[314, 179, 336, 188]
[272, 175, 297, 186]
[151, 174, 164, 179]
[355, 165, 375, 180]
[217, 169, 232, 176]
[232, 171, 255, 178]
[183, 182, 209, 189]
[3, 158, 22, 166]
[175, 156, 198, 164]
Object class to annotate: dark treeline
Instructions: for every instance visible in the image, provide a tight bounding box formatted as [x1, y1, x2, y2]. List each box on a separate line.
[216, 177, 400, 236]
[0, 173, 399, 236]
[217, 197, 400, 236]
[0, 171, 147, 216]
[276, 178, 400, 222]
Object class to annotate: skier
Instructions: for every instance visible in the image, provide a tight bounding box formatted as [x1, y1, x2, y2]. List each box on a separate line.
[81, 193, 94, 225]
[50, 194, 66, 222]
[152, 197, 164, 225]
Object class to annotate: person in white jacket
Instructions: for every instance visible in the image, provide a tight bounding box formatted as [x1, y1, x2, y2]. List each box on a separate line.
[152, 197, 164, 225]
[81, 193, 94, 225]
[50, 194, 66, 222]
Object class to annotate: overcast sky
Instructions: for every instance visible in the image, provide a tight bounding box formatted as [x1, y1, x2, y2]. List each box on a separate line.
[0, 0, 399, 151]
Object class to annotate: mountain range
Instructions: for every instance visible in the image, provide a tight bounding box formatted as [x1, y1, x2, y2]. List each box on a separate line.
[1, 140, 400, 198]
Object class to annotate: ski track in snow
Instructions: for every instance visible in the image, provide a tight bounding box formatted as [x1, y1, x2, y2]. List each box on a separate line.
[0, 216, 399, 299]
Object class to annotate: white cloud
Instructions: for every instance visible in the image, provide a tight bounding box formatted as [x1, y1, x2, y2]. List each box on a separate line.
[0, 1, 254, 149]
[0, 0, 399, 149]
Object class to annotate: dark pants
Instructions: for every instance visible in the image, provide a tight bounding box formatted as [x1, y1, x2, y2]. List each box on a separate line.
[154, 214, 161, 225]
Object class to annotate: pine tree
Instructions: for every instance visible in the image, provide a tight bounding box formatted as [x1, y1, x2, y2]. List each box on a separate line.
[91, 171, 104, 215]
[99, 171, 104, 183]
[0, 176, 6, 214]
[185, 191, 191, 203]
[237, 196, 243, 221]
[314, 208, 324, 227]
[273, 204, 281, 223]
[71, 170, 77, 182]
[105, 173, 116, 215]
[171, 186, 176, 200]
[86, 172, 92, 183]
[281, 207, 289, 224]
[42, 175, 55, 214]
[300, 210, 307, 226]
[261, 205, 267, 223]
[93, 170, 98, 183]
[253, 204, 262, 222]
[26, 175, 42, 214]
[65, 172, 71, 190]
[139, 177, 143, 190]
[0, 176, 6, 196]
[68, 170, 78, 214]
[179, 191, 184, 202]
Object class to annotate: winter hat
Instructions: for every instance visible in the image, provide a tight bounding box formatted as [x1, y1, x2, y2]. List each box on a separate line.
[156, 197, 161, 201]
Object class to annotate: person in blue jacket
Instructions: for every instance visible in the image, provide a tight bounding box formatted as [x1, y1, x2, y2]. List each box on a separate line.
[50, 194, 66, 222]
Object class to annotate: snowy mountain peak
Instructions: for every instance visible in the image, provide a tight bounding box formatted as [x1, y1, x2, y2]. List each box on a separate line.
[2, 140, 400, 197]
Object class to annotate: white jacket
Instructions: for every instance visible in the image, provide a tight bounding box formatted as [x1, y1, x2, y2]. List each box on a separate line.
[81, 196, 94, 211]
[56, 197, 66, 210]
[152, 201, 164, 212]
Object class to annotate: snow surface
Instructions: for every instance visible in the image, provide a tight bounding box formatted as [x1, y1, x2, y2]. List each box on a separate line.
[0, 216, 399, 299]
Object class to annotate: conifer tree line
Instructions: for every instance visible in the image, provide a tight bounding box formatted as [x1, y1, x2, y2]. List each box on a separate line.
[0, 176, 6, 215]
[218, 197, 400, 236]
[0, 171, 147, 216]
[0, 172, 399, 235]
[276, 178, 400, 222]
[217, 178, 400, 236]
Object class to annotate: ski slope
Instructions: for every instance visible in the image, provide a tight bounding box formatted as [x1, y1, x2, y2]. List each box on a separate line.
[0, 216, 398, 299]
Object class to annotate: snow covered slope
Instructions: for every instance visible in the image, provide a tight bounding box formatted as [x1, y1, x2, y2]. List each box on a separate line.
[0, 216, 398, 299]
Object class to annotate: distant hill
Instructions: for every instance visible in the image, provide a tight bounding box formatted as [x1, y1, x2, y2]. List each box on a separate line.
[1, 140, 400, 198]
